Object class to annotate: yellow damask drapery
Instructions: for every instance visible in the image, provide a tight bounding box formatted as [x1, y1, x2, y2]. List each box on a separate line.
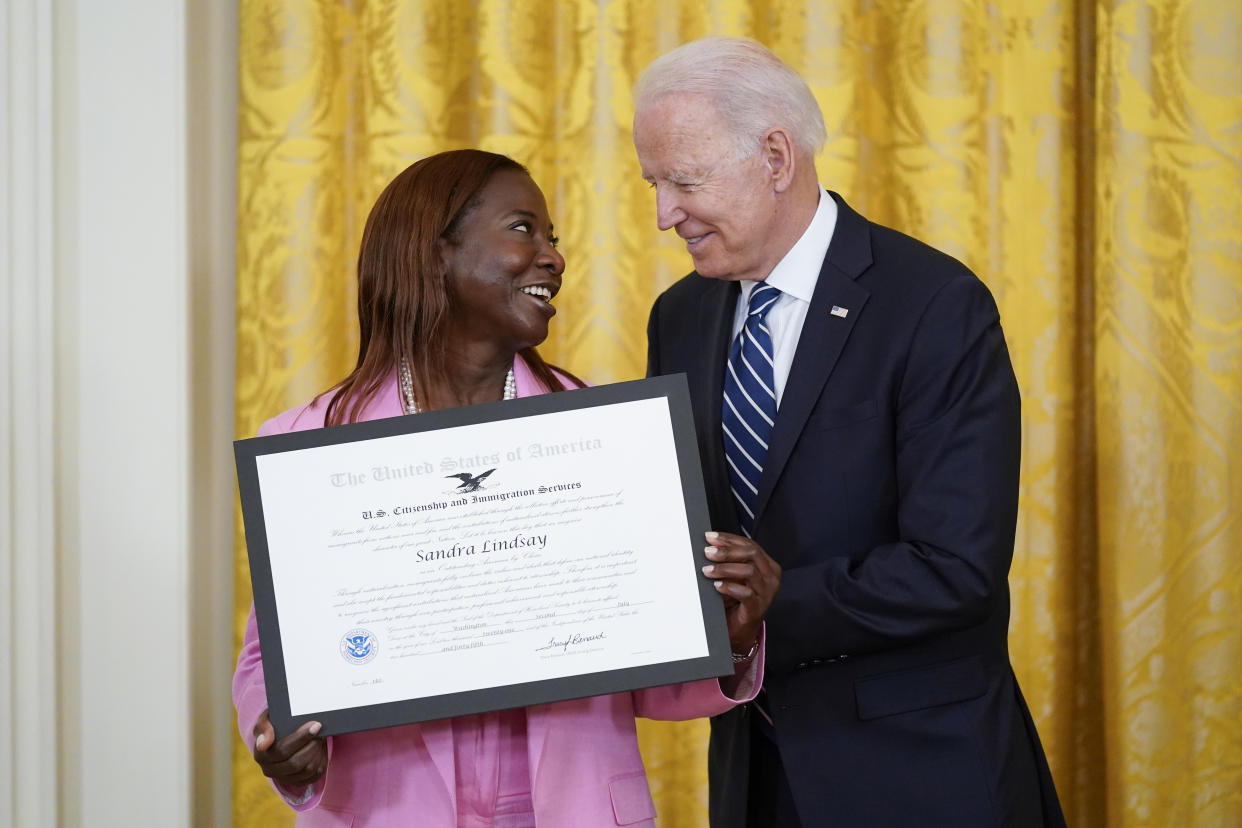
[232, 2, 1241, 825]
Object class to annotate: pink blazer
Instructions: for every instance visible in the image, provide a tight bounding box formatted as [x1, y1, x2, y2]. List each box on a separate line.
[233, 356, 764, 827]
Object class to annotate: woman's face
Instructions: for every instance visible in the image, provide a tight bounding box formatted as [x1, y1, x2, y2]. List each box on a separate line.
[440, 169, 565, 356]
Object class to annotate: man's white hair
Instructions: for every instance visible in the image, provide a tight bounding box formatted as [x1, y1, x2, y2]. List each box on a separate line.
[634, 36, 827, 159]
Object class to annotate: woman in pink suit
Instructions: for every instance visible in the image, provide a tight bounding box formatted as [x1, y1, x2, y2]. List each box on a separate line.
[233, 149, 780, 827]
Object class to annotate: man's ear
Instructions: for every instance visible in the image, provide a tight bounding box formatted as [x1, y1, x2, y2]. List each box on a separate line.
[762, 127, 797, 193]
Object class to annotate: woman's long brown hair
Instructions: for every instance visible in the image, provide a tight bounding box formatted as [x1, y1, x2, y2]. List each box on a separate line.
[319, 150, 583, 426]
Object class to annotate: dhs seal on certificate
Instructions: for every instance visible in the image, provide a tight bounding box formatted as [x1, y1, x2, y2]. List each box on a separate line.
[340, 630, 378, 665]
[235, 375, 732, 738]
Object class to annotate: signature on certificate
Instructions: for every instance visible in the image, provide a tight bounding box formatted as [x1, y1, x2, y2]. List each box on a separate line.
[535, 631, 607, 654]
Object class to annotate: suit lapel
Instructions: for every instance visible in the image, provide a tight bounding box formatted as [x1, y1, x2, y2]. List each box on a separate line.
[360, 368, 406, 420]
[753, 194, 874, 526]
[696, 277, 742, 532]
[417, 719, 458, 813]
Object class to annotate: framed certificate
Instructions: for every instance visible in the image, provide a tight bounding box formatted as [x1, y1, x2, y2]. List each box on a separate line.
[235, 374, 733, 739]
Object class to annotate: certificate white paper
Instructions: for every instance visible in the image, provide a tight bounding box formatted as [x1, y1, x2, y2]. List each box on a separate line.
[236, 375, 731, 737]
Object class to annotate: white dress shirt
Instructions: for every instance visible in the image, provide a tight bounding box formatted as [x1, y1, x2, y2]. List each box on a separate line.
[731, 187, 838, 407]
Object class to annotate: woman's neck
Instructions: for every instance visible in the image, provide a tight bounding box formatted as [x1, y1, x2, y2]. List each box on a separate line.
[418, 346, 518, 411]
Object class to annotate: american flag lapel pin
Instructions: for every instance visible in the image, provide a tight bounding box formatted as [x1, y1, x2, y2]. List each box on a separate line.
[830, 305, 849, 318]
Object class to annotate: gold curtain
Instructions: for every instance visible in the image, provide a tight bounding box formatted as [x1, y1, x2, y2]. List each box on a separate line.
[232, 2, 1242, 825]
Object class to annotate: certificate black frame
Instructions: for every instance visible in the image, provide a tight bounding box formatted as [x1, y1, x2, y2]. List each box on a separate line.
[235, 374, 733, 739]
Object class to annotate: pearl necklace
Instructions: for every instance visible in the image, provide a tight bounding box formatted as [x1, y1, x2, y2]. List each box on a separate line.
[399, 357, 516, 415]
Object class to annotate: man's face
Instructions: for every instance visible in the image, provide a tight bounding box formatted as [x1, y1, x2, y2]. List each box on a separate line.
[633, 93, 779, 282]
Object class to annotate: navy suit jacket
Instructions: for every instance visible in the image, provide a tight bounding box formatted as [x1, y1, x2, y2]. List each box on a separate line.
[647, 193, 1064, 827]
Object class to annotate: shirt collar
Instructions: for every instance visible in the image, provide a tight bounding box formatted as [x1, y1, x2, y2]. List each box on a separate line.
[742, 186, 837, 305]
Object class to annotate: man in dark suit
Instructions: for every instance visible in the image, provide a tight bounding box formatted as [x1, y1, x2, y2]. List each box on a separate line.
[634, 37, 1065, 827]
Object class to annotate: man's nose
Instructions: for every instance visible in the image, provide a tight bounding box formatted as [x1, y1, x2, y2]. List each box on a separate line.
[655, 186, 686, 231]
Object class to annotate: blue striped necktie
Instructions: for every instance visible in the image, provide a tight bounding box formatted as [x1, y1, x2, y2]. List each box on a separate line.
[722, 282, 781, 537]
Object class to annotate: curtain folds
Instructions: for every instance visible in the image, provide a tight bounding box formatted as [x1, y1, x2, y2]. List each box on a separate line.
[233, 2, 1242, 825]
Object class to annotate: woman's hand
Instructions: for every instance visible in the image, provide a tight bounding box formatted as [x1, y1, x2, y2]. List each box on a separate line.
[701, 531, 781, 656]
[252, 709, 327, 791]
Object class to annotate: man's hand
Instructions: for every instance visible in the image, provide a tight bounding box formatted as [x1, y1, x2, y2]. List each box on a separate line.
[252, 709, 327, 790]
[701, 530, 781, 655]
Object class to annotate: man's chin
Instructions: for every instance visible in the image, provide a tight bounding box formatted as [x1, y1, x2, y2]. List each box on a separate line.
[692, 261, 741, 281]
[690, 254, 728, 280]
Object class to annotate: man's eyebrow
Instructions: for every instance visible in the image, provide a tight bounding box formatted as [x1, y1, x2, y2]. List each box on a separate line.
[641, 170, 701, 184]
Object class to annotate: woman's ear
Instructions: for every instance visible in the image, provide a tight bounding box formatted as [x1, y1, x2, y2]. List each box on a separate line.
[437, 235, 456, 274]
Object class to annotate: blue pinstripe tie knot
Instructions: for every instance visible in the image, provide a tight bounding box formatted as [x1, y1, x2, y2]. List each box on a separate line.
[722, 282, 781, 536]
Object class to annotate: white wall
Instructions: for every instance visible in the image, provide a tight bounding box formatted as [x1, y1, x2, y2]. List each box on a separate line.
[2, 1, 237, 825]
